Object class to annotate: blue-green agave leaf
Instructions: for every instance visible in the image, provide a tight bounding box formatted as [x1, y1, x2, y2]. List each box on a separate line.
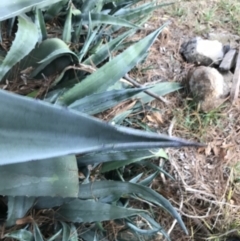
[6, 196, 35, 227]
[139, 171, 159, 186]
[69, 87, 147, 115]
[138, 160, 174, 180]
[78, 15, 100, 61]
[0, 15, 38, 81]
[69, 224, 78, 241]
[129, 173, 143, 183]
[115, 2, 173, 21]
[81, 0, 96, 13]
[140, 213, 170, 240]
[78, 181, 188, 233]
[60, 222, 71, 241]
[135, 82, 182, 104]
[47, 229, 62, 241]
[35, 180, 187, 233]
[4, 229, 34, 241]
[83, 28, 136, 66]
[81, 13, 139, 28]
[0, 89, 201, 166]
[0, 155, 79, 197]
[33, 223, 44, 241]
[29, 39, 78, 78]
[77, 149, 162, 166]
[59, 24, 169, 105]
[55, 199, 145, 222]
[44, 0, 69, 21]
[62, 4, 72, 43]
[5, 38, 78, 80]
[126, 221, 160, 235]
[0, 0, 64, 21]
[35, 9, 47, 41]
[101, 149, 167, 173]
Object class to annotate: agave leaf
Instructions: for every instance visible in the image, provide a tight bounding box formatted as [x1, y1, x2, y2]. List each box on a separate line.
[79, 229, 101, 241]
[112, 82, 182, 123]
[126, 221, 160, 235]
[6, 17, 16, 37]
[116, 2, 173, 21]
[78, 181, 187, 233]
[111, 110, 133, 125]
[60, 222, 71, 241]
[106, 16, 151, 48]
[0, 155, 79, 197]
[69, 87, 147, 115]
[138, 160, 174, 180]
[77, 149, 161, 166]
[101, 149, 165, 173]
[103, 0, 133, 6]
[140, 213, 170, 241]
[0, 15, 38, 81]
[73, 17, 82, 43]
[6, 196, 35, 227]
[138, 171, 159, 186]
[6, 38, 78, 80]
[0, 0, 64, 21]
[59, 24, 168, 105]
[62, 4, 72, 43]
[105, 1, 154, 34]
[0, 22, 2, 43]
[80, 13, 139, 28]
[0, 89, 201, 165]
[4, 229, 34, 241]
[35, 197, 71, 209]
[35, 9, 47, 41]
[81, 0, 96, 13]
[28, 39, 78, 78]
[116, 229, 141, 241]
[47, 229, 62, 241]
[124, 215, 170, 241]
[129, 173, 143, 183]
[55, 199, 145, 222]
[101, 150, 161, 173]
[33, 223, 44, 241]
[83, 28, 136, 66]
[69, 224, 78, 241]
[135, 82, 182, 104]
[78, 15, 100, 61]
[44, 0, 69, 21]
[114, 2, 154, 18]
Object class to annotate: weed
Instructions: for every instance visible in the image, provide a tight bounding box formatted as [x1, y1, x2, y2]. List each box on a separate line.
[202, 8, 217, 24]
[170, 5, 186, 18]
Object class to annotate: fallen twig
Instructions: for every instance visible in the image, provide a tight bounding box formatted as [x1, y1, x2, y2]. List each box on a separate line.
[124, 74, 170, 104]
[230, 48, 240, 103]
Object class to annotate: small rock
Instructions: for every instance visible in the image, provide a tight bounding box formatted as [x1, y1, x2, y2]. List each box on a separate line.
[180, 37, 229, 66]
[219, 48, 237, 71]
[207, 32, 240, 48]
[187, 66, 228, 112]
[220, 70, 233, 95]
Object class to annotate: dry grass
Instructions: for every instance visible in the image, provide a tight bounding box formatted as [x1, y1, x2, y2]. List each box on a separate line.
[128, 0, 240, 240]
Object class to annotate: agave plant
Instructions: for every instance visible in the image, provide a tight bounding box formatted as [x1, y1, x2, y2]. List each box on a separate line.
[0, 0, 199, 240]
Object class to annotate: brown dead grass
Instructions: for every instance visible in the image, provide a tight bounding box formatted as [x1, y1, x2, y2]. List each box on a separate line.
[127, 0, 240, 240]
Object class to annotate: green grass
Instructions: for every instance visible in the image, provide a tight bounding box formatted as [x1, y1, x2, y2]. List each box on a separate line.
[164, 0, 240, 35]
[173, 99, 226, 140]
[217, 0, 240, 34]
